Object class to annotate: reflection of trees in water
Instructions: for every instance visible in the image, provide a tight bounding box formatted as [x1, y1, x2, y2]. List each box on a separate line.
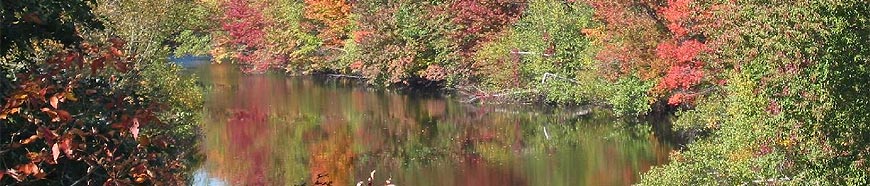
[199, 71, 671, 185]
[306, 116, 355, 186]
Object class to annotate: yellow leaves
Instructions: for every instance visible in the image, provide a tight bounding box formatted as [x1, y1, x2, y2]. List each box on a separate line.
[705, 119, 720, 129]
[66, 92, 79, 101]
[669, 150, 685, 162]
[0, 107, 21, 120]
[1, 92, 27, 120]
[580, 28, 604, 40]
[20, 135, 39, 145]
[727, 148, 752, 162]
[14, 93, 28, 100]
[781, 139, 793, 148]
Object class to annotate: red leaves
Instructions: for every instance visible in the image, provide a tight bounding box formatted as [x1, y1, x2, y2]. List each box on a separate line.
[91, 56, 106, 74]
[221, 0, 266, 47]
[111, 115, 148, 140]
[352, 30, 373, 43]
[41, 107, 72, 123]
[422, 65, 447, 81]
[52, 143, 61, 161]
[656, 40, 707, 64]
[667, 92, 696, 105]
[49, 94, 60, 109]
[653, 0, 710, 106]
[659, 0, 692, 38]
[131, 118, 140, 140]
[766, 100, 781, 115]
[130, 163, 153, 184]
[450, 0, 525, 55]
[10, 163, 44, 180]
[109, 37, 126, 48]
[219, 0, 278, 73]
[587, 0, 716, 106]
[1, 13, 192, 183]
[38, 126, 59, 144]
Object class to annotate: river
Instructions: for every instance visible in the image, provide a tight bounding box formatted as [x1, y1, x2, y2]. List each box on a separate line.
[187, 63, 671, 186]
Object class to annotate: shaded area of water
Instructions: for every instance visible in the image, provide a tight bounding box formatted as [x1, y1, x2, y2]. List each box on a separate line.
[190, 64, 671, 186]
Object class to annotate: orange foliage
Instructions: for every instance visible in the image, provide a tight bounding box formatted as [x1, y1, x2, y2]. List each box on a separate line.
[304, 0, 352, 47]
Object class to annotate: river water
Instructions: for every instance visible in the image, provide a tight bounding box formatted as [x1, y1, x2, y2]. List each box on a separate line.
[188, 64, 671, 186]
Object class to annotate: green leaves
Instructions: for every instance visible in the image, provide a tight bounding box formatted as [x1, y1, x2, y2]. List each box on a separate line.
[606, 76, 653, 116]
[0, 0, 104, 56]
[640, 0, 870, 185]
[173, 30, 213, 57]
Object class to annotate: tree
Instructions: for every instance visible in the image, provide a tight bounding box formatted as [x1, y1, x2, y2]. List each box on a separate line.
[218, 0, 281, 73]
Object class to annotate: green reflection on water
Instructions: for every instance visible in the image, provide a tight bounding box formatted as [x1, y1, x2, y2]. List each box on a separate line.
[194, 64, 670, 186]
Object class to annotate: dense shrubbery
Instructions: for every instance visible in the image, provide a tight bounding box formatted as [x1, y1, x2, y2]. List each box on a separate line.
[474, 0, 599, 104]
[636, 0, 870, 185]
[1, 0, 204, 184]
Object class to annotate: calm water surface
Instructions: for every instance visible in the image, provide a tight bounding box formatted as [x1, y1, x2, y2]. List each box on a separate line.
[189, 64, 671, 186]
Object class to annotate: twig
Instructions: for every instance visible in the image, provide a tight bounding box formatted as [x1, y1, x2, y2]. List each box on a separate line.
[543, 126, 550, 140]
[746, 177, 791, 185]
[509, 51, 553, 57]
[70, 166, 96, 186]
[462, 89, 537, 103]
[326, 74, 366, 79]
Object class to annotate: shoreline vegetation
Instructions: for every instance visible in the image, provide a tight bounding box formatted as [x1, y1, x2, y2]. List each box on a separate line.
[1, 0, 868, 185]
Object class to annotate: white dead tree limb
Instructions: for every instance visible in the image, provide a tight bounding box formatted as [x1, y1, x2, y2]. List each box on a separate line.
[458, 73, 579, 104]
[540, 73, 578, 84]
[327, 74, 366, 79]
[509, 50, 553, 57]
[745, 177, 791, 185]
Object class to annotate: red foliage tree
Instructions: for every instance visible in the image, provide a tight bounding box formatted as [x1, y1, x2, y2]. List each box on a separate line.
[654, 0, 710, 105]
[220, 0, 280, 73]
[585, 0, 720, 106]
[450, 0, 526, 58]
[584, 0, 664, 80]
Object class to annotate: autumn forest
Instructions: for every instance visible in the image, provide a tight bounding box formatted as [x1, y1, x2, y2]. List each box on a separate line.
[1, 0, 868, 185]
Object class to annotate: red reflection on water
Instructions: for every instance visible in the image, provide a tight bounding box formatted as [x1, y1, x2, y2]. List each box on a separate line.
[223, 76, 274, 185]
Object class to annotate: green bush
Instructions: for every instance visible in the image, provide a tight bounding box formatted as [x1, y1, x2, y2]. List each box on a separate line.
[475, 0, 599, 103]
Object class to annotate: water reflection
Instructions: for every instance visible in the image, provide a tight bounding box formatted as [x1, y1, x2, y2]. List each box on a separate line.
[193, 64, 670, 186]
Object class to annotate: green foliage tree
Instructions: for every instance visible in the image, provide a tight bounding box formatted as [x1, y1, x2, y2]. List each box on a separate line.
[640, 0, 870, 185]
[474, 0, 601, 104]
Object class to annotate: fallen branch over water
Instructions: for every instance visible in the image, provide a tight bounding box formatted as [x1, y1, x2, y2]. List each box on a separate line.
[326, 74, 366, 79]
[458, 73, 580, 103]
